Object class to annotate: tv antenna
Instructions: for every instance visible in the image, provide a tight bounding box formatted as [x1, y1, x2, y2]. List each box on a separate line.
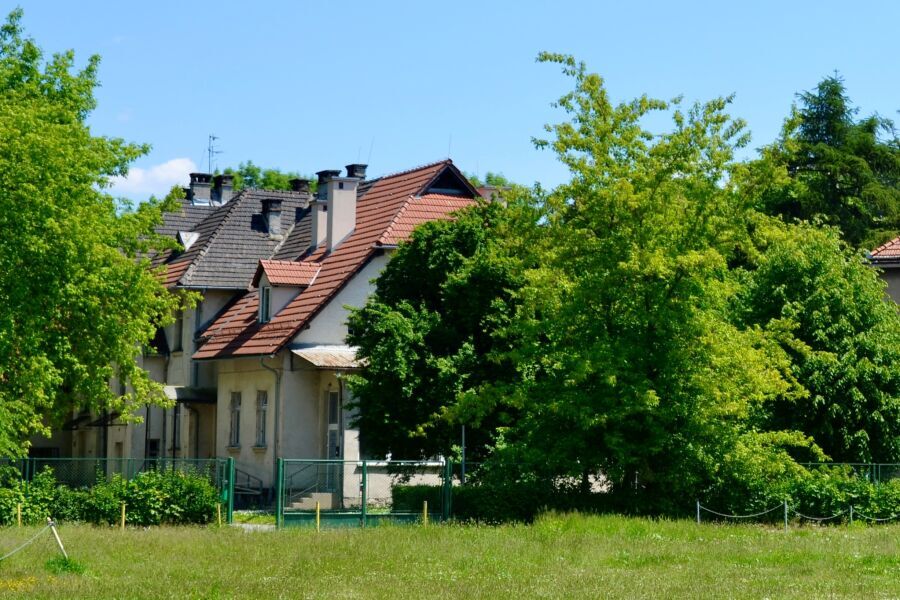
[207, 134, 222, 173]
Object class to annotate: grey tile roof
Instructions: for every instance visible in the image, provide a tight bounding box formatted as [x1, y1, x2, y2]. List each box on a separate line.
[176, 189, 311, 289]
[155, 199, 216, 238]
[271, 206, 312, 260]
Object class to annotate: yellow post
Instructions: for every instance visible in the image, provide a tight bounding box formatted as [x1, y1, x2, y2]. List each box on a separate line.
[16, 503, 21, 527]
[316, 501, 320, 532]
[217, 503, 222, 527]
[423, 500, 428, 527]
[120, 502, 126, 530]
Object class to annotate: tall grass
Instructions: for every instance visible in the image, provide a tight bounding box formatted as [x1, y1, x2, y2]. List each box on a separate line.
[0, 514, 897, 598]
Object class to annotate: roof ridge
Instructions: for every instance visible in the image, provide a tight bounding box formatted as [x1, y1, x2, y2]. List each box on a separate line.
[367, 158, 452, 183]
[244, 187, 309, 195]
[178, 191, 247, 287]
[377, 195, 416, 246]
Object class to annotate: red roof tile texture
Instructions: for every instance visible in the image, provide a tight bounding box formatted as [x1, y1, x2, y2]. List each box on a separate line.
[255, 260, 321, 287]
[870, 237, 900, 262]
[194, 160, 476, 359]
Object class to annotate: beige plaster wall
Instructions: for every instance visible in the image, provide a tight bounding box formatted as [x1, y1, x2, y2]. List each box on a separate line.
[293, 253, 390, 346]
[216, 356, 278, 485]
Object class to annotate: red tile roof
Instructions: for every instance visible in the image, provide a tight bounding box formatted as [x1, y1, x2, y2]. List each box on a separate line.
[870, 237, 900, 263]
[194, 160, 476, 359]
[253, 260, 321, 287]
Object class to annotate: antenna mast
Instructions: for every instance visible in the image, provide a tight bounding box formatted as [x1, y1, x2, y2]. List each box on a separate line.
[207, 134, 222, 173]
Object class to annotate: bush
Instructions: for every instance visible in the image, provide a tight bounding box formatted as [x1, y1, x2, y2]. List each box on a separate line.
[0, 466, 218, 526]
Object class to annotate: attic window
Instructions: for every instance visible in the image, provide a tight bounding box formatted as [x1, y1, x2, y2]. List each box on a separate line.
[425, 169, 471, 197]
[259, 286, 271, 324]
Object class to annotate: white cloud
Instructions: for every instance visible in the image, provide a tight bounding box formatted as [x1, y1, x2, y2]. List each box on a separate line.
[110, 157, 198, 200]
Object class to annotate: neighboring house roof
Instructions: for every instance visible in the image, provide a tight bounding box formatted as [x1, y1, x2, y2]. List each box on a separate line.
[155, 198, 216, 238]
[194, 159, 477, 359]
[155, 188, 312, 290]
[870, 237, 900, 265]
[253, 260, 321, 287]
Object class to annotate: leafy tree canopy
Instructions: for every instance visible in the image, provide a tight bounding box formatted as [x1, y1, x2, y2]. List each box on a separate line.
[340, 56, 900, 512]
[347, 199, 537, 462]
[220, 161, 316, 193]
[464, 171, 514, 188]
[0, 9, 185, 456]
[750, 75, 900, 249]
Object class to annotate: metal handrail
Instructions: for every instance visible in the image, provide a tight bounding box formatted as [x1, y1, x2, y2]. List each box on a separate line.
[233, 468, 263, 494]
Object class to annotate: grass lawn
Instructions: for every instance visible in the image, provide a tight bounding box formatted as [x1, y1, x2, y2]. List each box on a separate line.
[0, 514, 898, 599]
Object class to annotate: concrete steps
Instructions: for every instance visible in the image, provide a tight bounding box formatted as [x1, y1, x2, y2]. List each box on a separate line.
[290, 492, 336, 510]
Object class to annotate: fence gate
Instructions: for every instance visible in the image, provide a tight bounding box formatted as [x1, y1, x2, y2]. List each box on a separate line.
[276, 459, 451, 528]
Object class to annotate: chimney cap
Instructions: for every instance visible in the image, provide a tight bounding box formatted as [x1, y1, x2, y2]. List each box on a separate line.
[189, 173, 213, 184]
[316, 169, 342, 184]
[345, 164, 368, 180]
[290, 178, 311, 193]
[214, 174, 234, 186]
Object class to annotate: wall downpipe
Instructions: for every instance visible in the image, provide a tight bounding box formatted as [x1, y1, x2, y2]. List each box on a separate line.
[260, 356, 282, 487]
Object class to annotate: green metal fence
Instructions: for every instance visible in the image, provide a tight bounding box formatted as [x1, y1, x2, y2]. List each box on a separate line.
[800, 462, 900, 484]
[276, 459, 451, 528]
[0, 457, 236, 523]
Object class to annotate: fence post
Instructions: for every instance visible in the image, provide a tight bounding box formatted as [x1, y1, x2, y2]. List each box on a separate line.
[275, 458, 284, 529]
[316, 501, 320, 532]
[361, 460, 368, 528]
[849, 505, 854, 524]
[120, 502, 126, 530]
[696, 500, 700, 524]
[443, 460, 452, 522]
[783, 499, 788, 532]
[47, 518, 68, 560]
[423, 500, 428, 527]
[227, 457, 235, 525]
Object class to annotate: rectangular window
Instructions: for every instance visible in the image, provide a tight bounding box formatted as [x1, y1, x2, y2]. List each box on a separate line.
[259, 287, 271, 323]
[255, 391, 268, 447]
[229, 392, 241, 447]
[172, 312, 184, 352]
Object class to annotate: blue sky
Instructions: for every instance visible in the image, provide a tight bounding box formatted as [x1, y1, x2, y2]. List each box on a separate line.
[15, 1, 900, 200]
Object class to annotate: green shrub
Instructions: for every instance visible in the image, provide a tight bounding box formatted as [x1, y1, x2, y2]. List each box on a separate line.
[0, 466, 218, 526]
[391, 485, 443, 513]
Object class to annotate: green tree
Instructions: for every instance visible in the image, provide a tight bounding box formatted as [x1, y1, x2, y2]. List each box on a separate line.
[483, 54, 810, 506]
[0, 10, 185, 456]
[753, 75, 900, 249]
[222, 161, 316, 192]
[347, 200, 532, 461]
[464, 171, 514, 188]
[732, 217, 900, 462]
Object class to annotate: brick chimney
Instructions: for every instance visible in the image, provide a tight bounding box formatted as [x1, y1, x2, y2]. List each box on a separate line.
[212, 174, 234, 205]
[261, 197, 283, 239]
[188, 173, 212, 204]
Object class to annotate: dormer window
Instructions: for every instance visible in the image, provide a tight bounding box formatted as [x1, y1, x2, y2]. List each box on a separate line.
[259, 286, 271, 323]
